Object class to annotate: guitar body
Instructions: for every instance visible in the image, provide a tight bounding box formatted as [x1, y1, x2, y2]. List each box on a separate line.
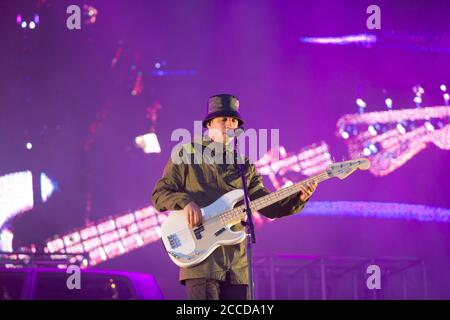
[160, 189, 246, 268]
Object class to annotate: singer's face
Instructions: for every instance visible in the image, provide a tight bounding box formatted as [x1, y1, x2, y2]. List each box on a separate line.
[206, 117, 239, 144]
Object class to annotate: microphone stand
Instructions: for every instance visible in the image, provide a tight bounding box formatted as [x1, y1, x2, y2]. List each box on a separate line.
[232, 129, 256, 300]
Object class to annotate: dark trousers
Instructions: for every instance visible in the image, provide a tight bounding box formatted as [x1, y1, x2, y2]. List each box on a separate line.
[185, 277, 248, 300]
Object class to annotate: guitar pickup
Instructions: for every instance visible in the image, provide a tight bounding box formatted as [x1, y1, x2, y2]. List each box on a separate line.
[214, 228, 226, 237]
[194, 225, 205, 240]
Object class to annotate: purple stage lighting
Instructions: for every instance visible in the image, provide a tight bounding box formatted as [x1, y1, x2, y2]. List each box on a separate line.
[300, 34, 377, 45]
[0, 171, 34, 230]
[337, 106, 450, 176]
[40, 173, 58, 203]
[135, 133, 161, 154]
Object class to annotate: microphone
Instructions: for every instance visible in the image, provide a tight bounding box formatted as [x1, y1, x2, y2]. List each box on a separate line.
[226, 127, 245, 138]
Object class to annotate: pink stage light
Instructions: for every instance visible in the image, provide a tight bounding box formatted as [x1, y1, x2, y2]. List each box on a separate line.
[16, 13, 40, 30]
[0, 227, 14, 252]
[302, 201, 450, 223]
[40, 173, 57, 203]
[135, 133, 161, 154]
[45, 205, 169, 266]
[300, 34, 377, 45]
[256, 142, 332, 189]
[0, 171, 34, 231]
[337, 106, 450, 176]
[131, 72, 143, 96]
[83, 5, 98, 25]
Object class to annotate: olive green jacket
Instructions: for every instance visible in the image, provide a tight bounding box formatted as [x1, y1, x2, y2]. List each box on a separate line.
[152, 139, 307, 284]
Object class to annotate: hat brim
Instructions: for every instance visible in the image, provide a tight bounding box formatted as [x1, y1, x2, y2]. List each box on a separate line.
[202, 110, 244, 128]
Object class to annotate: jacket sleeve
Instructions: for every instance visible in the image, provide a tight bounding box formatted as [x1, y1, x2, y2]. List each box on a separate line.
[247, 163, 307, 219]
[152, 156, 193, 212]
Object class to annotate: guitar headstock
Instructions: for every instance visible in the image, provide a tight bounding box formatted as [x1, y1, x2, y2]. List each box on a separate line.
[326, 158, 370, 180]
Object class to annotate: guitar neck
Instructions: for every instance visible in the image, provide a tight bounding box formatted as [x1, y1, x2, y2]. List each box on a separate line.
[220, 170, 332, 224]
[253, 171, 331, 211]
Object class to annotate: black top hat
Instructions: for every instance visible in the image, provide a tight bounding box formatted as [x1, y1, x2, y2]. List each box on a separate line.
[202, 94, 244, 128]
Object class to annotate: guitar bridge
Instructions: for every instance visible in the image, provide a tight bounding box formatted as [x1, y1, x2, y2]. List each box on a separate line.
[167, 234, 181, 249]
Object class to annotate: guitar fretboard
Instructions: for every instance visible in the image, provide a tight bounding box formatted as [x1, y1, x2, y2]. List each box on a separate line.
[218, 171, 331, 225]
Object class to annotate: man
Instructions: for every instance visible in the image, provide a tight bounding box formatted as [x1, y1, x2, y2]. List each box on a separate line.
[152, 94, 317, 300]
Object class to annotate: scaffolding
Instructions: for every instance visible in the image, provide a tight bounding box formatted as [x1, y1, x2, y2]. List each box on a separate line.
[253, 254, 428, 300]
